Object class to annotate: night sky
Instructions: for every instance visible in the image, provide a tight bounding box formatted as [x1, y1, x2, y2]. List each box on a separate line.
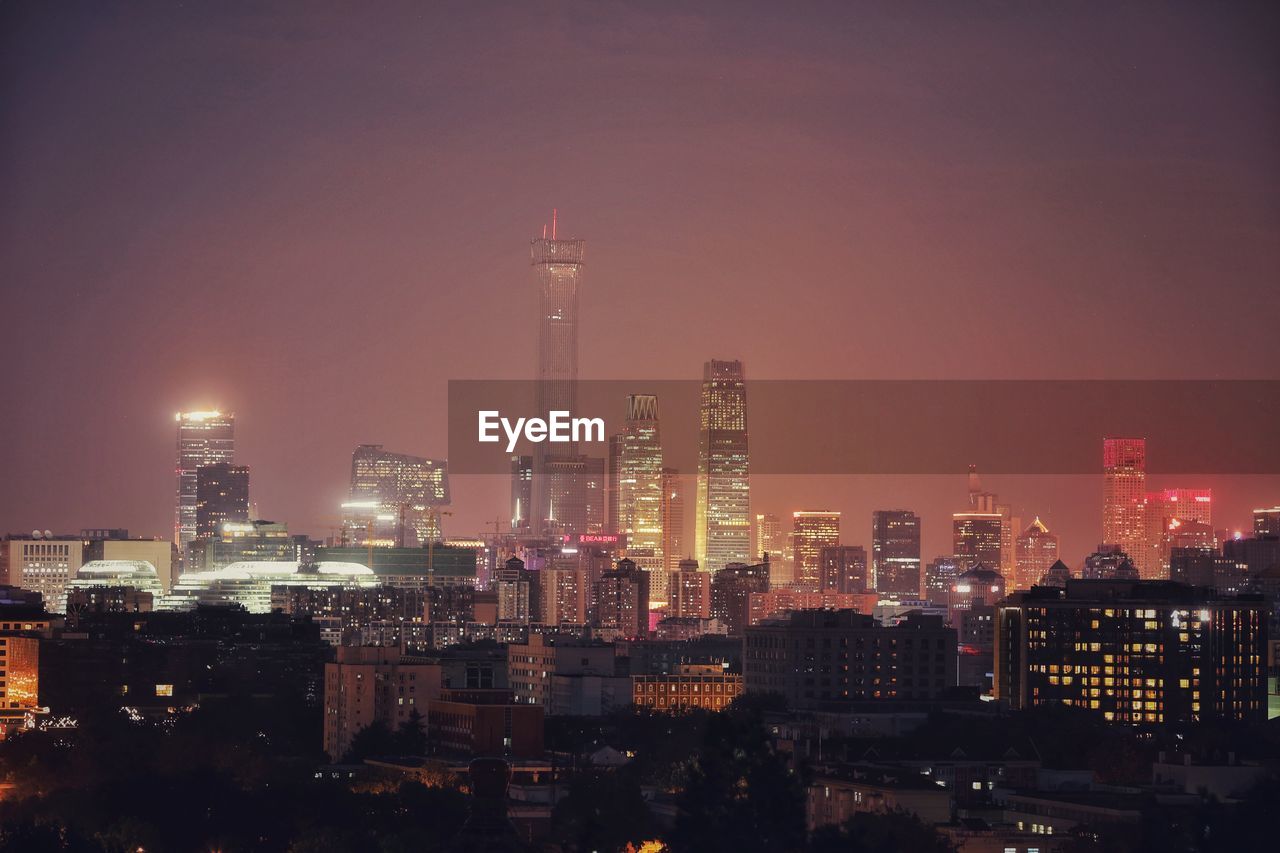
[3, 1, 1278, 563]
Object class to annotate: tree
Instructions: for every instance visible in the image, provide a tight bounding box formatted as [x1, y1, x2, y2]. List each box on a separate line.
[667, 709, 806, 852]
[550, 769, 656, 853]
[342, 719, 398, 763]
[395, 708, 427, 756]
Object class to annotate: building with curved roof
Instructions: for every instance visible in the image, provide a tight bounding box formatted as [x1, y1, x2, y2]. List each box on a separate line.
[159, 561, 378, 613]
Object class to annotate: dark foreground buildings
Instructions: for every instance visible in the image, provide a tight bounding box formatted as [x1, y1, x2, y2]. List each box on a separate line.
[995, 580, 1267, 725]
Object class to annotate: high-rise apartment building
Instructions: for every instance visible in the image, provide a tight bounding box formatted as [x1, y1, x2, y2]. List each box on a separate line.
[695, 359, 750, 572]
[175, 410, 235, 556]
[995, 580, 1267, 725]
[709, 561, 770, 636]
[668, 557, 711, 619]
[195, 462, 249, 538]
[593, 558, 650, 640]
[1013, 518, 1059, 590]
[1102, 437, 1147, 575]
[323, 646, 444, 759]
[871, 510, 921, 597]
[343, 444, 450, 547]
[792, 512, 840, 592]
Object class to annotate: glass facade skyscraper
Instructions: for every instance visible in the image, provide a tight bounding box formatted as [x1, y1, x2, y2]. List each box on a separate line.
[615, 395, 665, 597]
[871, 509, 921, 597]
[1102, 437, 1147, 571]
[343, 444, 449, 547]
[695, 359, 750, 573]
[175, 410, 235, 556]
[530, 227, 587, 536]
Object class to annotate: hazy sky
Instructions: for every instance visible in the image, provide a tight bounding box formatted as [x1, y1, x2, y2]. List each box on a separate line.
[3, 1, 1278, 563]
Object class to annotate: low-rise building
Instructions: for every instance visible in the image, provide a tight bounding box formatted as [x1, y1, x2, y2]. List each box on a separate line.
[426, 688, 544, 758]
[632, 663, 742, 712]
[744, 609, 957, 707]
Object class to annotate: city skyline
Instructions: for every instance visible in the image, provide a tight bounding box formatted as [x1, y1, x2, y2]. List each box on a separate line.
[3, 2, 1278, 567]
[1, 5, 1278, 850]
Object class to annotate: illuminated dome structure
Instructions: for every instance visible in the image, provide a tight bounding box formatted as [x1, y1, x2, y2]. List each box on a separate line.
[66, 560, 165, 601]
[158, 561, 377, 613]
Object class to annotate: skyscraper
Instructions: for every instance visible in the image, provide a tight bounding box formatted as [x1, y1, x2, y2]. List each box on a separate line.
[756, 512, 791, 586]
[952, 512, 1004, 569]
[871, 510, 921, 597]
[819, 544, 868, 594]
[661, 468, 685, 573]
[530, 219, 588, 536]
[1013, 517, 1059, 590]
[175, 410, 235, 556]
[791, 511, 840, 592]
[343, 444, 449, 547]
[510, 455, 532, 532]
[195, 462, 249, 538]
[1254, 506, 1280, 539]
[613, 395, 665, 601]
[1142, 488, 1212, 580]
[695, 359, 750, 572]
[1102, 437, 1147, 573]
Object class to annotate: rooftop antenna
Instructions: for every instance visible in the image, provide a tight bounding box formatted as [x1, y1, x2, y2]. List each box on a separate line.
[542, 222, 547, 239]
[552, 208, 557, 240]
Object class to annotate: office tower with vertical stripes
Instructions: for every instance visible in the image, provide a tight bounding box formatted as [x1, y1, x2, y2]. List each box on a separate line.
[792, 511, 841, 592]
[871, 509, 921, 597]
[615, 394, 665, 598]
[1102, 437, 1148, 571]
[695, 359, 750, 572]
[528, 216, 603, 540]
[175, 410, 235, 556]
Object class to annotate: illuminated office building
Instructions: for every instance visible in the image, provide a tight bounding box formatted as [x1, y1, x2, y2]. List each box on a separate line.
[661, 468, 685, 573]
[923, 555, 964, 604]
[541, 455, 605, 540]
[819, 545, 868, 594]
[195, 462, 249, 539]
[871, 510, 921, 597]
[186, 520, 295, 571]
[343, 444, 449, 547]
[0, 532, 82, 614]
[1254, 506, 1280, 539]
[614, 395, 665, 598]
[1082, 543, 1140, 581]
[1014, 517, 1059, 590]
[1142, 488, 1212, 580]
[510, 455, 532, 532]
[995, 580, 1268, 725]
[952, 512, 1003, 570]
[792, 512, 840, 592]
[1102, 437, 1148, 577]
[175, 410, 235, 556]
[695, 359, 750, 572]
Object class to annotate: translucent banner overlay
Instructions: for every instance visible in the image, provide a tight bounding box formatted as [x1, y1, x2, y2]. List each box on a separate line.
[447, 380, 1280, 475]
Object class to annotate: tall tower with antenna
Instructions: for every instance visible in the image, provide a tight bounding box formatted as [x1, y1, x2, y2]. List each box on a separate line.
[530, 211, 589, 536]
